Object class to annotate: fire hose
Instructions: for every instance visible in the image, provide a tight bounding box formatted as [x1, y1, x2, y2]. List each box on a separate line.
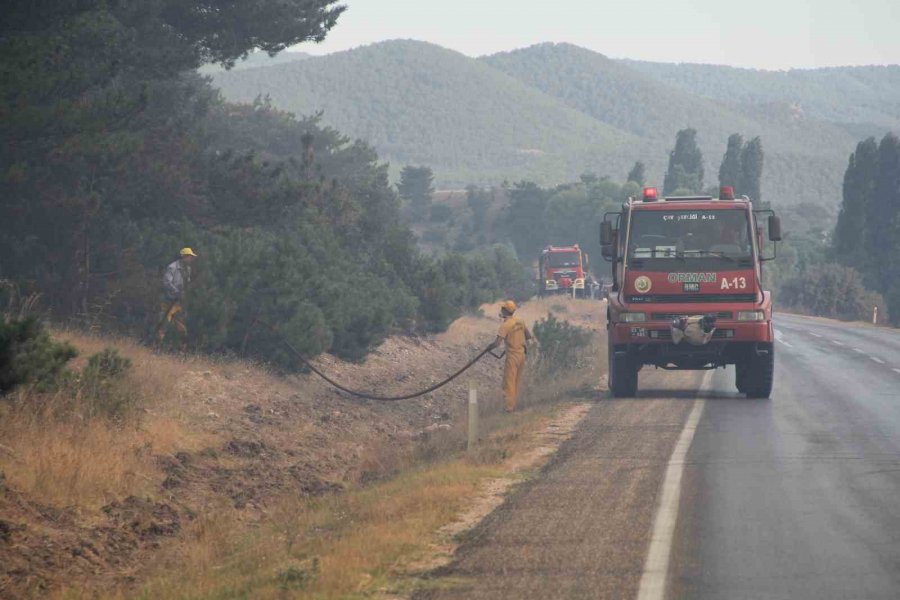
[254, 319, 501, 401]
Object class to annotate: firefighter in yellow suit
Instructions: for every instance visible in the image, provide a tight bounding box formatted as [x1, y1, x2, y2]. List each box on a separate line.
[490, 300, 537, 412]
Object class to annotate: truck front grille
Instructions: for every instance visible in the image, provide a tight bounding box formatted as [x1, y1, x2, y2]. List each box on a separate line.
[627, 294, 757, 303]
[651, 311, 733, 321]
[649, 329, 734, 340]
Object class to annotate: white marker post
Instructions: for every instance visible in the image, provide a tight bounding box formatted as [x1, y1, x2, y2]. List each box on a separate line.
[873, 306, 878, 325]
[467, 383, 479, 452]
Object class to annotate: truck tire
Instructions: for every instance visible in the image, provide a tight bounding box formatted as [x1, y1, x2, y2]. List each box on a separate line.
[609, 344, 638, 397]
[742, 344, 774, 399]
[735, 363, 747, 394]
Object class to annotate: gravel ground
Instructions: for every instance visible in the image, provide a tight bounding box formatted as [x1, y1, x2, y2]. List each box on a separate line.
[416, 369, 706, 600]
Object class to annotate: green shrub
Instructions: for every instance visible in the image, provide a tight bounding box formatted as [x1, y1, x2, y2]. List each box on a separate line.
[430, 204, 454, 223]
[0, 318, 76, 394]
[421, 228, 448, 244]
[532, 314, 592, 374]
[277, 558, 319, 591]
[780, 264, 889, 322]
[85, 348, 132, 379]
[74, 348, 138, 420]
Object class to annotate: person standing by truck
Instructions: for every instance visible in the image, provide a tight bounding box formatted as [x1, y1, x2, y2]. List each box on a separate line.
[490, 300, 537, 412]
[157, 247, 197, 348]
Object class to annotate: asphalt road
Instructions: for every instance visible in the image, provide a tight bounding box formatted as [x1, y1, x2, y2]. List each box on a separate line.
[672, 314, 900, 600]
[417, 314, 900, 600]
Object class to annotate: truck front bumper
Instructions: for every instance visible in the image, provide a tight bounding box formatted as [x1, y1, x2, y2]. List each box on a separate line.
[610, 320, 773, 345]
[610, 320, 774, 370]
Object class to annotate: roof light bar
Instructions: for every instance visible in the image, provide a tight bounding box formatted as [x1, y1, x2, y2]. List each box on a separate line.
[642, 187, 658, 201]
[720, 186, 735, 200]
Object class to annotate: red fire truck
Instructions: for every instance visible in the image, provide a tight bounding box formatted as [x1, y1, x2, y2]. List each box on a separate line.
[539, 245, 589, 297]
[600, 186, 782, 398]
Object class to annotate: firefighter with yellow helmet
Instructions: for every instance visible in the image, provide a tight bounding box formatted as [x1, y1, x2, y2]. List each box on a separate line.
[157, 247, 197, 347]
[490, 300, 537, 412]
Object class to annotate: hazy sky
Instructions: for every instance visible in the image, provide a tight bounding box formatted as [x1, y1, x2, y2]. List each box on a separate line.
[295, 0, 900, 69]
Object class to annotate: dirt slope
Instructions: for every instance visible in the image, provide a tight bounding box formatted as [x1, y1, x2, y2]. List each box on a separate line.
[0, 298, 605, 598]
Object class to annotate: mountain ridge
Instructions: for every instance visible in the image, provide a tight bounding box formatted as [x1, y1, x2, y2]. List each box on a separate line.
[213, 40, 648, 186]
[211, 39, 898, 205]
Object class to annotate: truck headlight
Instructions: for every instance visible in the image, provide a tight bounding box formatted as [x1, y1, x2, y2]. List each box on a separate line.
[736, 310, 765, 321]
[622, 312, 647, 323]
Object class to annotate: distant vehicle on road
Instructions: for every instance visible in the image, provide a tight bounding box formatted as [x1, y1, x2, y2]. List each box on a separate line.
[600, 186, 782, 398]
[539, 244, 590, 298]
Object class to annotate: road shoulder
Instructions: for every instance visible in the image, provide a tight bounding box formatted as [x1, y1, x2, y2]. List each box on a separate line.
[413, 373, 704, 600]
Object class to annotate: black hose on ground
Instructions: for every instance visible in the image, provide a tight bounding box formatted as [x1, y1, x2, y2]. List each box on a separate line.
[254, 319, 496, 401]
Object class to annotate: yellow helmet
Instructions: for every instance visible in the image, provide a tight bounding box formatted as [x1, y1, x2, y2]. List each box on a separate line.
[500, 300, 517, 314]
[180, 247, 198, 257]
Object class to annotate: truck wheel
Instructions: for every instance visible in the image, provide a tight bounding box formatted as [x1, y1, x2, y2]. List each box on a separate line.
[742, 344, 774, 399]
[735, 363, 747, 393]
[609, 344, 638, 397]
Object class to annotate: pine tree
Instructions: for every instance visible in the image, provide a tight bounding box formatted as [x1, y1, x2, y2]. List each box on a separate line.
[627, 161, 646, 186]
[739, 137, 764, 202]
[718, 134, 743, 190]
[868, 133, 900, 309]
[503, 181, 549, 259]
[663, 129, 704, 195]
[466, 185, 490, 231]
[397, 165, 435, 216]
[833, 138, 877, 271]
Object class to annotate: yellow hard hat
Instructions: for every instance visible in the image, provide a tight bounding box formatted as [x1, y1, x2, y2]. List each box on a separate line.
[180, 247, 198, 257]
[500, 300, 517, 314]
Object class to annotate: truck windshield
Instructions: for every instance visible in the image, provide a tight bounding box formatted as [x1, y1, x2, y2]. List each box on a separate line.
[546, 252, 581, 268]
[627, 209, 752, 265]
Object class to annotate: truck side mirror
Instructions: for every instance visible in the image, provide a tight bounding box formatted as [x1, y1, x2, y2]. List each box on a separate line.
[768, 215, 782, 242]
[600, 221, 612, 245]
[601, 237, 615, 260]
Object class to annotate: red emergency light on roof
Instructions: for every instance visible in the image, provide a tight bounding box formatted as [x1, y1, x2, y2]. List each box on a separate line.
[642, 187, 658, 201]
[719, 186, 735, 200]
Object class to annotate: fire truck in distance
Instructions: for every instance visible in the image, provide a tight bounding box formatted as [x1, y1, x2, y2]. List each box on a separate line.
[600, 186, 782, 398]
[539, 244, 589, 297]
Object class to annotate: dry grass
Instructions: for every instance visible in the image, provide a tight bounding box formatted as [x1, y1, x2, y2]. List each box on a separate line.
[108, 399, 569, 600]
[132, 461, 504, 600]
[53, 329, 185, 407]
[0, 415, 161, 510]
[0, 329, 218, 510]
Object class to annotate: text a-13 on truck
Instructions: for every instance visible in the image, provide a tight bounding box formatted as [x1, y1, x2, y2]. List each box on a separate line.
[600, 186, 782, 398]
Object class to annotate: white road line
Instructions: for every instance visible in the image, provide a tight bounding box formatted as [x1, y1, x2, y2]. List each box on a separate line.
[893, 368, 900, 376]
[831, 340, 845, 346]
[810, 332, 823, 338]
[636, 373, 709, 600]
[774, 329, 793, 347]
[870, 356, 885, 364]
[854, 348, 866, 354]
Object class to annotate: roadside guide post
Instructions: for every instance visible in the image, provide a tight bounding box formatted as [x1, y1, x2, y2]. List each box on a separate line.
[873, 306, 878, 325]
[468, 382, 479, 452]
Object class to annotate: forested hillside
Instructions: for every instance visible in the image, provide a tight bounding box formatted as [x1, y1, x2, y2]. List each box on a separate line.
[623, 59, 900, 134]
[198, 49, 309, 73]
[212, 40, 647, 186]
[0, 3, 528, 367]
[485, 43, 852, 205]
[211, 40, 879, 206]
